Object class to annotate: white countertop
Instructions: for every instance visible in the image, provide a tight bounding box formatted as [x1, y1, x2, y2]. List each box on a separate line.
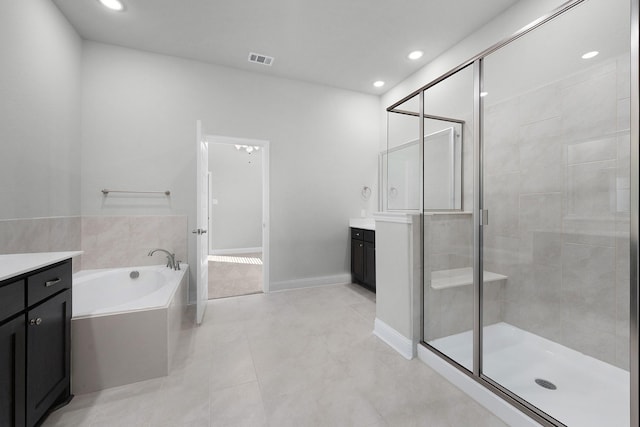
[0, 251, 83, 282]
[349, 218, 375, 231]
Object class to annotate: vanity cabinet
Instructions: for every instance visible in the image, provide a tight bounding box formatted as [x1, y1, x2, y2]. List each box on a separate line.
[350, 228, 375, 291]
[0, 313, 26, 427]
[0, 259, 72, 427]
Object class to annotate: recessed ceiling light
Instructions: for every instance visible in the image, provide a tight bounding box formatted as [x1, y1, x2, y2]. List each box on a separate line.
[581, 51, 599, 59]
[408, 50, 423, 60]
[373, 81, 385, 88]
[98, 0, 124, 11]
[480, 92, 488, 97]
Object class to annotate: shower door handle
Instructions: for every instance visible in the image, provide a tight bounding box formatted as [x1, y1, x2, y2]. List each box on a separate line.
[480, 209, 489, 226]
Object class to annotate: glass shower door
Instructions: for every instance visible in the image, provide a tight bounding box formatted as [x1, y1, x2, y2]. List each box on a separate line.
[423, 65, 475, 371]
[481, 0, 631, 425]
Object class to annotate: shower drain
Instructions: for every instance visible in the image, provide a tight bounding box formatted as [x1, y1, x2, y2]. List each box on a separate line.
[535, 378, 557, 390]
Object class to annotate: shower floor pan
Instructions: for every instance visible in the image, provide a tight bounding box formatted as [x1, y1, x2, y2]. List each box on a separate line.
[428, 322, 629, 427]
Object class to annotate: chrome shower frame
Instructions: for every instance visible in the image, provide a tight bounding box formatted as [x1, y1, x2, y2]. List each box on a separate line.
[386, 0, 639, 425]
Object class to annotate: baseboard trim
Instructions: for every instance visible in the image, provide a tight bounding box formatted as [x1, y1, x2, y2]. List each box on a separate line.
[210, 247, 262, 255]
[270, 274, 351, 292]
[417, 345, 541, 427]
[373, 318, 414, 360]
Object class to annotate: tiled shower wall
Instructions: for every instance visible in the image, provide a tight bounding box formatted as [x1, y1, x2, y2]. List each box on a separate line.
[483, 55, 630, 369]
[423, 213, 505, 341]
[0, 215, 187, 272]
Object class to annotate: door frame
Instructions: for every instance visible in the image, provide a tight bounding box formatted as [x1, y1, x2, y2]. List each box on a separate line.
[204, 134, 270, 293]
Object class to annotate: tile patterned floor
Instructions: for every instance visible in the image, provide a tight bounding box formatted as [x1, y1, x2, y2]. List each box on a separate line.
[43, 284, 507, 427]
[208, 253, 263, 299]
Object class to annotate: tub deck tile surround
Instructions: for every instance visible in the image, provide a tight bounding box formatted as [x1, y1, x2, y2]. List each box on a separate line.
[43, 283, 506, 427]
[71, 265, 189, 394]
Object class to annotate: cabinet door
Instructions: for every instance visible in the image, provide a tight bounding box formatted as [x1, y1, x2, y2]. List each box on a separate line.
[26, 290, 71, 427]
[351, 238, 365, 282]
[0, 316, 26, 427]
[364, 241, 376, 289]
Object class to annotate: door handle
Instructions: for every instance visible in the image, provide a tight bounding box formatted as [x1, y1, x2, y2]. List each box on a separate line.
[192, 229, 208, 235]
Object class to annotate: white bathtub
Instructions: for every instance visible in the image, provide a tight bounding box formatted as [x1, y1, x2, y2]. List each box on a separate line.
[71, 264, 189, 394]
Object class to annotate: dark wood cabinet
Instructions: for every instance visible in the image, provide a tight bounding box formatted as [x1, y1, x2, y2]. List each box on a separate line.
[0, 315, 26, 427]
[0, 259, 72, 427]
[364, 240, 376, 287]
[351, 235, 365, 283]
[350, 228, 375, 291]
[26, 290, 71, 427]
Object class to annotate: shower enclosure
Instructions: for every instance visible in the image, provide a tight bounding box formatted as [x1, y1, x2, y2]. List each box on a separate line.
[384, 0, 638, 425]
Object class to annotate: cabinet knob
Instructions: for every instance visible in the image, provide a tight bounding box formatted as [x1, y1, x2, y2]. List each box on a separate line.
[29, 318, 43, 326]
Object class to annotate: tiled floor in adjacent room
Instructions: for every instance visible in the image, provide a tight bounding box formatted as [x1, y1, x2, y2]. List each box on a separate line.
[208, 253, 263, 299]
[44, 283, 507, 427]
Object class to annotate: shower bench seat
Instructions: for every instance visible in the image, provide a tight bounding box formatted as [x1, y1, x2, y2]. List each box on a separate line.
[430, 267, 507, 290]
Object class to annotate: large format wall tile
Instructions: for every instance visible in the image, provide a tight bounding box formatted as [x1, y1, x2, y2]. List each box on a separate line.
[518, 83, 561, 126]
[49, 217, 81, 252]
[0, 218, 51, 253]
[81, 215, 187, 270]
[518, 193, 562, 265]
[0, 216, 81, 254]
[444, 54, 632, 369]
[561, 70, 617, 142]
[519, 137, 564, 194]
[484, 173, 519, 238]
[561, 243, 616, 332]
[567, 137, 616, 165]
[565, 159, 617, 217]
[0, 215, 185, 269]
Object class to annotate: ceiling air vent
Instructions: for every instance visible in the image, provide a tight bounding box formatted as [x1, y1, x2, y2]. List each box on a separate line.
[248, 52, 274, 66]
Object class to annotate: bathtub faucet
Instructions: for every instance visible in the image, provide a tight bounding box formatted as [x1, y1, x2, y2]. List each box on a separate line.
[148, 248, 180, 270]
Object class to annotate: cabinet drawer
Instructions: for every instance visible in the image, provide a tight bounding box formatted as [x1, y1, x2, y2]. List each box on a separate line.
[351, 228, 364, 240]
[364, 230, 375, 243]
[0, 280, 24, 321]
[27, 261, 71, 307]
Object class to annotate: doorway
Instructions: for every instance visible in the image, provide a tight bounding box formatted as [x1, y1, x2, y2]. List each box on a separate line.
[205, 135, 269, 298]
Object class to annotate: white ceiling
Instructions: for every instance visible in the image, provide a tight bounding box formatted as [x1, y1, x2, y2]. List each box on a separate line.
[52, 0, 520, 95]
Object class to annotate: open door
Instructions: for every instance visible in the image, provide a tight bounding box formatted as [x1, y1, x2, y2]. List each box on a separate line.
[205, 135, 270, 295]
[194, 120, 209, 324]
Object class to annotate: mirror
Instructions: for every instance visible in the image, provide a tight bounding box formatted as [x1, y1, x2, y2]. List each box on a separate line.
[424, 124, 461, 210]
[380, 122, 462, 211]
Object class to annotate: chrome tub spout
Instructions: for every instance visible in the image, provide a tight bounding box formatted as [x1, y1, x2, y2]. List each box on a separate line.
[148, 248, 180, 270]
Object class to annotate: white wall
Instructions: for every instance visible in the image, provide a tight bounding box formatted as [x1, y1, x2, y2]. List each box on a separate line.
[0, 1, 82, 220]
[80, 41, 380, 297]
[209, 143, 262, 252]
[380, 0, 568, 150]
